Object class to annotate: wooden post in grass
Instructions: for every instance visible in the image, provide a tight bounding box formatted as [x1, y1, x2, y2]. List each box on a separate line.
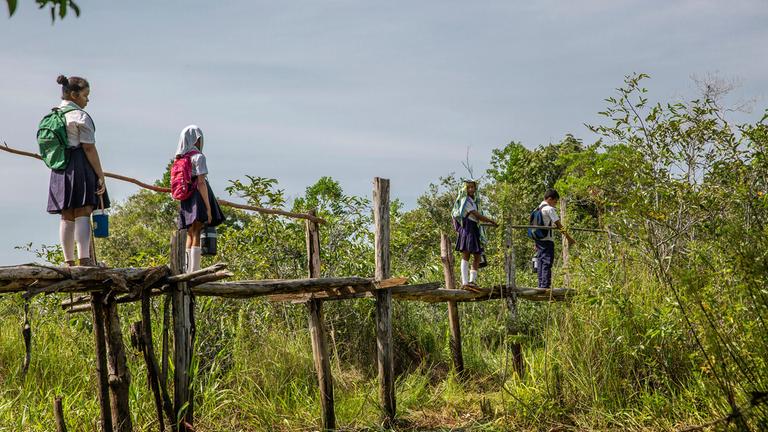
[561, 196, 570, 288]
[171, 230, 195, 431]
[440, 231, 464, 374]
[87, 229, 132, 431]
[505, 225, 524, 377]
[88, 237, 113, 432]
[103, 298, 133, 432]
[53, 396, 67, 432]
[373, 177, 396, 423]
[305, 210, 336, 431]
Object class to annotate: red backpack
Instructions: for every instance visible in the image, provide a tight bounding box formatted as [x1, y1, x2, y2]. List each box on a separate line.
[170, 150, 200, 200]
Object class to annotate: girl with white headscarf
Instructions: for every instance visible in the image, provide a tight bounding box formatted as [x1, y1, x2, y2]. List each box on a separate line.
[175, 125, 225, 272]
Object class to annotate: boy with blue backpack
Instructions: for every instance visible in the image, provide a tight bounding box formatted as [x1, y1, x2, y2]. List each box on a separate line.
[528, 189, 575, 289]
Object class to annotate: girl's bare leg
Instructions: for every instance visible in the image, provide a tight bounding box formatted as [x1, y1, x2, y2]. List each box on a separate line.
[471, 254, 481, 271]
[187, 221, 203, 247]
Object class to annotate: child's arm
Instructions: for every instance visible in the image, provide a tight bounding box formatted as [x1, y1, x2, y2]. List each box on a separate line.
[197, 175, 212, 224]
[554, 220, 575, 245]
[82, 143, 106, 194]
[468, 210, 498, 227]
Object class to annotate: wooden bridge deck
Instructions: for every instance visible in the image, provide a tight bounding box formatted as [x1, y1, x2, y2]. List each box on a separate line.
[0, 263, 573, 306]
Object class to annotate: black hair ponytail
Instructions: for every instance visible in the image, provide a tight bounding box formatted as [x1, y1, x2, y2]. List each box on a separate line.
[57, 74, 89, 98]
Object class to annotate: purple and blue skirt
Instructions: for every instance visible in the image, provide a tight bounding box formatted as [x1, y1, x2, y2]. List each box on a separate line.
[47, 147, 110, 214]
[178, 179, 226, 230]
[455, 218, 483, 254]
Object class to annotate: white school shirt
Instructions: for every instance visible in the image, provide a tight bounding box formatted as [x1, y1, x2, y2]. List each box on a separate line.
[462, 196, 479, 222]
[539, 200, 560, 242]
[59, 100, 96, 147]
[190, 152, 208, 177]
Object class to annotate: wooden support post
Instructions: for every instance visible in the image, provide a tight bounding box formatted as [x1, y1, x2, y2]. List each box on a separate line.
[88, 235, 113, 432]
[103, 299, 133, 432]
[171, 230, 195, 431]
[53, 396, 67, 432]
[141, 292, 175, 430]
[305, 211, 336, 431]
[21, 302, 31, 378]
[90, 294, 112, 432]
[440, 232, 464, 374]
[162, 294, 171, 389]
[373, 177, 396, 423]
[561, 196, 570, 288]
[504, 226, 524, 377]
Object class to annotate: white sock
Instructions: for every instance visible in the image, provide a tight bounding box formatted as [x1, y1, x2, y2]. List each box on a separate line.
[74, 217, 91, 260]
[185, 249, 191, 273]
[470, 270, 478, 284]
[59, 220, 75, 263]
[460, 259, 469, 286]
[189, 246, 202, 273]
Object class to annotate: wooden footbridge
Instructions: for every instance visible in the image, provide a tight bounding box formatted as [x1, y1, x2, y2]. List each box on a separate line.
[0, 177, 574, 432]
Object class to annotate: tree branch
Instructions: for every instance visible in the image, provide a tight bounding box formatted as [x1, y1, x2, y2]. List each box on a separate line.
[1, 142, 325, 224]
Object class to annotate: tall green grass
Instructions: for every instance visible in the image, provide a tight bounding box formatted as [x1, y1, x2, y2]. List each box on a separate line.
[0, 242, 725, 431]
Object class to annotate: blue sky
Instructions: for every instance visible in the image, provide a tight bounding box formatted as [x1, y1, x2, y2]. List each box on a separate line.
[1, 0, 766, 264]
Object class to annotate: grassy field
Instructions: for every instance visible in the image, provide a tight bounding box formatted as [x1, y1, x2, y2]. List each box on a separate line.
[0, 251, 723, 431]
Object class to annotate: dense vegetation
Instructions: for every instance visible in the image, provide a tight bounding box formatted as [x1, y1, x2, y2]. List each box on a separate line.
[1, 75, 766, 430]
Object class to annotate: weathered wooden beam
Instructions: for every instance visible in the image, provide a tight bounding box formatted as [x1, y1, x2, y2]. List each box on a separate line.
[171, 230, 195, 431]
[61, 267, 232, 312]
[389, 285, 573, 303]
[166, 263, 228, 283]
[267, 277, 410, 302]
[193, 276, 381, 298]
[440, 232, 464, 374]
[1, 265, 172, 297]
[374, 177, 396, 424]
[64, 280, 571, 306]
[1, 142, 325, 224]
[273, 281, 570, 303]
[0, 264, 169, 282]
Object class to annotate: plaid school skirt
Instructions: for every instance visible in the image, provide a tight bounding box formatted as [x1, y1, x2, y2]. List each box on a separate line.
[47, 147, 110, 214]
[455, 218, 483, 254]
[177, 180, 226, 230]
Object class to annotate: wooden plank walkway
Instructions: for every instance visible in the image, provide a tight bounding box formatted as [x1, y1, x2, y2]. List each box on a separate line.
[0, 264, 572, 304]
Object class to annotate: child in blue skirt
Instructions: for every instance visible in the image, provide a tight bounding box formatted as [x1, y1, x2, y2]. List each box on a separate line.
[451, 180, 497, 289]
[46, 75, 110, 266]
[175, 125, 225, 272]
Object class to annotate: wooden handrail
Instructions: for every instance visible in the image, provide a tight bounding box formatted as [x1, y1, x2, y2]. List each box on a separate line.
[1, 142, 325, 224]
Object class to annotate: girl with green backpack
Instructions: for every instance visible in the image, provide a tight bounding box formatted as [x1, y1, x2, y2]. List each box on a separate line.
[43, 75, 109, 266]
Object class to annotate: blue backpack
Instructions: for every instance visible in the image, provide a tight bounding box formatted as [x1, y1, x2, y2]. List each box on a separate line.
[527, 205, 551, 240]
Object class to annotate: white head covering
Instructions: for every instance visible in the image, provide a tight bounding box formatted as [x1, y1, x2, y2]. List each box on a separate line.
[175, 125, 204, 157]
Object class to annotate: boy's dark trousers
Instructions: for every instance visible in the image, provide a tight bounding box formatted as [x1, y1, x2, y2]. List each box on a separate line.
[535, 240, 555, 288]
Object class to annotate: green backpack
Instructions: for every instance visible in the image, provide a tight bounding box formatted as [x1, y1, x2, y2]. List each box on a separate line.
[36, 106, 83, 170]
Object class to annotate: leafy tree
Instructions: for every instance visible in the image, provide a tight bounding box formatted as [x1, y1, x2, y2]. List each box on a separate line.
[6, 0, 80, 22]
[577, 73, 768, 425]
